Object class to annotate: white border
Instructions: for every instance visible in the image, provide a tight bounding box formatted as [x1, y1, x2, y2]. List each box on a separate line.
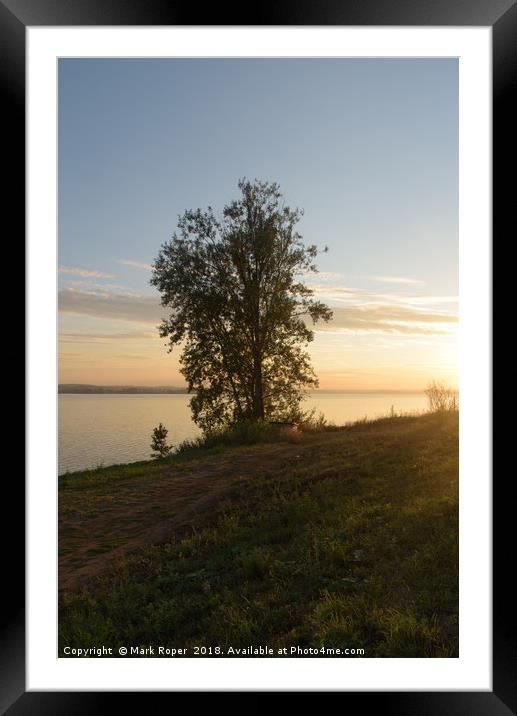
[27, 27, 491, 691]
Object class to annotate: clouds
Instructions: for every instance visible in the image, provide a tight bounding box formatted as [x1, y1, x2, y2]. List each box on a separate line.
[59, 288, 164, 324]
[117, 259, 153, 270]
[59, 280, 127, 292]
[302, 271, 343, 283]
[60, 259, 154, 282]
[304, 272, 425, 286]
[59, 329, 157, 344]
[364, 275, 425, 286]
[317, 305, 457, 335]
[312, 282, 455, 303]
[308, 283, 456, 335]
[59, 266, 115, 279]
[58, 277, 457, 390]
[59, 284, 456, 337]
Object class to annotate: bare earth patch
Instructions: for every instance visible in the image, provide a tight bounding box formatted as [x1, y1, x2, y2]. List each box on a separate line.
[59, 438, 329, 590]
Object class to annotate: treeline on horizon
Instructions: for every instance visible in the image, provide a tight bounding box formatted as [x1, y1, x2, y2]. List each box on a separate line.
[58, 384, 188, 394]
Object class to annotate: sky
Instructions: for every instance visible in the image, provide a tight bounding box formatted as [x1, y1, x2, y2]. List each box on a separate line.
[58, 58, 458, 391]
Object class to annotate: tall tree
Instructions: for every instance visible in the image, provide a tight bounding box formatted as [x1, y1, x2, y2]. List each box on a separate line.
[151, 179, 333, 433]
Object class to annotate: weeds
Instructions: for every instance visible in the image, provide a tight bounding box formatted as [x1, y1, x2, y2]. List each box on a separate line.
[425, 381, 458, 412]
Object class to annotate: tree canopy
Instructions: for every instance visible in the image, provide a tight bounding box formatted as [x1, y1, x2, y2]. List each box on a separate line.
[151, 179, 333, 433]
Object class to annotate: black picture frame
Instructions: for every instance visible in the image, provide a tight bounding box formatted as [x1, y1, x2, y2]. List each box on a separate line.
[5, 0, 507, 711]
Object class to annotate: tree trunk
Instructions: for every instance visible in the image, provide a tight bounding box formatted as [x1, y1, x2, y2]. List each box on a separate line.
[252, 353, 265, 420]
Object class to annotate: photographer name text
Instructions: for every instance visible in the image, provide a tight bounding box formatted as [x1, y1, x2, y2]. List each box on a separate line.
[62, 644, 365, 657]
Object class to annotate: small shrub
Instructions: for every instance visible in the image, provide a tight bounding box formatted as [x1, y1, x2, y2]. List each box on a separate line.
[150, 423, 171, 459]
[424, 381, 458, 413]
[175, 419, 278, 455]
[297, 408, 329, 433]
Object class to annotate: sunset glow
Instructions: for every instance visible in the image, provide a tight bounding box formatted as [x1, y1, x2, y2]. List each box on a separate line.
[59, 58, 458, 391]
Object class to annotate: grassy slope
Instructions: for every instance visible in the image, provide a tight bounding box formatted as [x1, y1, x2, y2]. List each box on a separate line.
[59, 412, 458, 657]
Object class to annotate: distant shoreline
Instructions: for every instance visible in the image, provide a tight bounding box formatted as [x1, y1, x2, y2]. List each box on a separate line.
[59, 384, 424, 395]
[59, 384, 188, 394]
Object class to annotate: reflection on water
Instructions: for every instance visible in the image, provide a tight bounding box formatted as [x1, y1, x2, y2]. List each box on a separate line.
[58, 392, 428, 474]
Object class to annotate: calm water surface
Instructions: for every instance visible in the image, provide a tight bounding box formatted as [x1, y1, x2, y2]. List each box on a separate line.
[58, 392, 427, 474]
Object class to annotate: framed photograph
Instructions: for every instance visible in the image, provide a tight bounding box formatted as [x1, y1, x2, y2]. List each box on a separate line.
[5, 0, 507, 709]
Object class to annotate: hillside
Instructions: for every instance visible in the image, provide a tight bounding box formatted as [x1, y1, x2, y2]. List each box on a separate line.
[59, 412, 458, 658]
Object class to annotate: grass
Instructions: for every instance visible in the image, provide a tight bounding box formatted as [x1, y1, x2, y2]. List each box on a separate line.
[59, 411, 458, 658]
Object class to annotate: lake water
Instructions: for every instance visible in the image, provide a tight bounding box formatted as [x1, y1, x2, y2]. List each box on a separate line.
[58, 392, 428, 474]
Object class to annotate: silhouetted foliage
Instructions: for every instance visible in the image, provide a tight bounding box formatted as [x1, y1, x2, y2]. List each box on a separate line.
[151, 179, 333, 433]
[425, 380, 458, 412]
[151, 423, 171, 459]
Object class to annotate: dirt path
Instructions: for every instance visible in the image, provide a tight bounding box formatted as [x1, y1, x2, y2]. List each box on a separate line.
[59, 438, 333, 591]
